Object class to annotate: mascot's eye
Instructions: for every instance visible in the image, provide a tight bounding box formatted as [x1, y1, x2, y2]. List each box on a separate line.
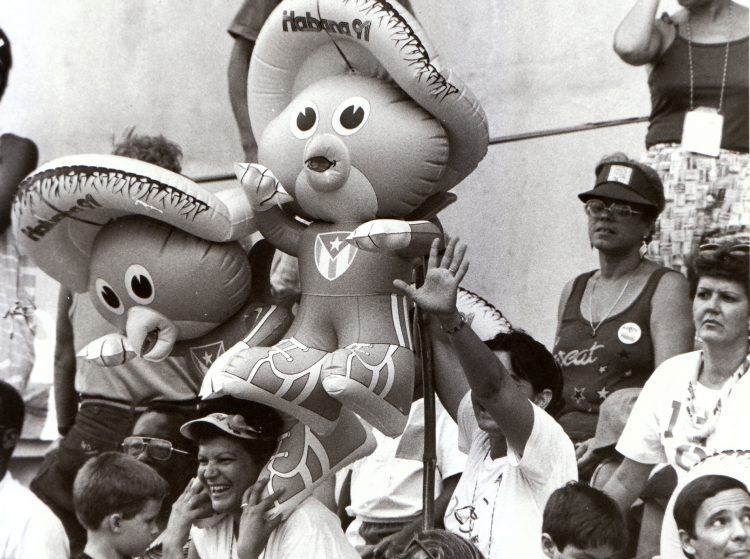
[95, 279, 124, 315]
[125, 265, 155, 305]
[332, 97, 370, 136]
[290, 102, 318, 139]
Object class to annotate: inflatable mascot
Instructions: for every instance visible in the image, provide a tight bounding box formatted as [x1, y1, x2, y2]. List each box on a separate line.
[13, 153, 379, 516]
[12, 154, 293, 372]
[202, 0, 488, 512]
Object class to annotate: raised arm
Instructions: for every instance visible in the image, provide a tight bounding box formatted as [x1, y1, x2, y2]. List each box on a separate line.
[0, 134, 37, 232]
[613, 0, 671, 65]
[650, 271, 694, 366]
[394, 238, 535, 454]
[54, 287, 78, 436]
[228, 36, 257, 162]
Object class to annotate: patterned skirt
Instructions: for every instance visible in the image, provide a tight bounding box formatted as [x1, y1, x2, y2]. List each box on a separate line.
[641, 143, 749, 276]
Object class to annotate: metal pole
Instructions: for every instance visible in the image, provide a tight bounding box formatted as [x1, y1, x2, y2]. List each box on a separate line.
[414, 259, 437, 531]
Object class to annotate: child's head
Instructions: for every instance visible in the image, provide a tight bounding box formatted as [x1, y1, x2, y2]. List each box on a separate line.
[541, 481, 627, 559]
[73, 452, 168, 556]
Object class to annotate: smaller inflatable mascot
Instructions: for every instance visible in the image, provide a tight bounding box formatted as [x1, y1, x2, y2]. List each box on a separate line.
[12, 154, 292, 372]
[203, 0, 488, 514]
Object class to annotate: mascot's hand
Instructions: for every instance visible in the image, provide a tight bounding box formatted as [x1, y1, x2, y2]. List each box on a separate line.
[346, 219, 413, 252]
[234, 163, 293, 212]
[77, 333, 137, 367]
[125, 306, 179, 362]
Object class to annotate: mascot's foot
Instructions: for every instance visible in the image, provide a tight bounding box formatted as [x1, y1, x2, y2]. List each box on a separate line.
[201, 338, 342, 436]
[264, 409, 375, 520]
[322, 343, 413, 437]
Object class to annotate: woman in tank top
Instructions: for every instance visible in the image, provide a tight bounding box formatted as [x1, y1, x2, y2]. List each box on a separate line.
[613, 0, 749, 276]
[553, 154, 694, 477]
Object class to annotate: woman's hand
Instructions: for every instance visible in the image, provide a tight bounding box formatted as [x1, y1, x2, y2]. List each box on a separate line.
[236, 477, 285, 559]
[393, 237, 469, 320]
[161, 478, 214, 555]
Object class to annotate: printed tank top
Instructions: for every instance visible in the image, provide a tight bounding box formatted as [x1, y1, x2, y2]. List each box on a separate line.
[553, 267, 671, 442]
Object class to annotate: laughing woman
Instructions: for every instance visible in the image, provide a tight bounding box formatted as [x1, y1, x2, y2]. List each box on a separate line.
[553, 154, 694, 477]
[160, 400, 358, 559]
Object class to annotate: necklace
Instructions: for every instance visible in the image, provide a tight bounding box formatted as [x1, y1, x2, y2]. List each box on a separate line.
[685, 2, 733, 113]
[587, 266, 637, 338]
[685, 352, 750, 443]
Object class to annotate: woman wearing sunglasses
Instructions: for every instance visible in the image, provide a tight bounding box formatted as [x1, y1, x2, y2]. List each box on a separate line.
[553, 154, 694, 479]
[603, 240, 750, 529]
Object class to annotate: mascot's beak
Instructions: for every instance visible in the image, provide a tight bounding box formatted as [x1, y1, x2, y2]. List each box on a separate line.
[302, 134, 351, 192]
[125, 306, 179, 361]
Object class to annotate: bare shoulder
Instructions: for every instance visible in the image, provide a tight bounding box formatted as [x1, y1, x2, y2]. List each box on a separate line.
[1, 133, 38, 159]
[653, 267, 689, 296]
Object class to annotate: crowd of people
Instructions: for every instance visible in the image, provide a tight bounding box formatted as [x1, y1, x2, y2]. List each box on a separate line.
[0, 0, 748, 558]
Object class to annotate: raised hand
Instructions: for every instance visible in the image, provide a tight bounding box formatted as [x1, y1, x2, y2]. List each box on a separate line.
[161, 478, 213, 554]
[236, 477, 285, 559]
[393, 237, 469, 317]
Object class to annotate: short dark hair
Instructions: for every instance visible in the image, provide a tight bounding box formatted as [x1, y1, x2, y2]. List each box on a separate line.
[674, 475, 750, 539]
[396, 529, 486, 559]
[689, 240, 749, 299]
[0, 28, 11, 100]
[73, 452, 169, 530]
[543, 481, 627, 553]
[485, 330, 564, 416]
[0, 380, 24, 434]
[111, 128, 183, 173]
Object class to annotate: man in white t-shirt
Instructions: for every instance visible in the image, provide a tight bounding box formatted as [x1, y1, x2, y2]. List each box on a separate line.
[394, 239, 577, 559]
[0, 380, 70, 558]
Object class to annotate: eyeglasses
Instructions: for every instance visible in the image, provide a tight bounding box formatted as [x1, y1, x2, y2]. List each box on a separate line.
[698, 243, 750, 257]
[401, 535, 439, 559]
[121, 436, 191, 461]
[584, 199, 643, 218]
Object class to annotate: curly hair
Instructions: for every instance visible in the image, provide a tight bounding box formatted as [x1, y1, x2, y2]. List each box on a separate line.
[111, 128, 183, 173]
[689, 239, 749, 298]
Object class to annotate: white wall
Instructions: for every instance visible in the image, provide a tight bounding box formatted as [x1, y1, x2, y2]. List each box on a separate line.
[1, 1, 702, 347]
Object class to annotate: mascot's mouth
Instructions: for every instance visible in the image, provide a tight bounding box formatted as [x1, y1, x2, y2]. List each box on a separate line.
[306, 156, 336, 173]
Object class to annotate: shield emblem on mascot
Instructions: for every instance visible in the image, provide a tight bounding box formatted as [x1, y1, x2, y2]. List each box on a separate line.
[189, 341, 226, 374]
[314, 232, 358, 281]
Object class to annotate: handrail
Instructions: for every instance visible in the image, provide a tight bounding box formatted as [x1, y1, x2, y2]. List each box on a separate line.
[191, 116, 649, 183]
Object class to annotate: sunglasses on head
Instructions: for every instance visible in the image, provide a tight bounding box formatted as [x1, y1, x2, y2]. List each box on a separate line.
[698, 243, 750, 257]
[401, 535, 439, 559]
[584, 199, 643, 219]
[121, 436, 191, 461]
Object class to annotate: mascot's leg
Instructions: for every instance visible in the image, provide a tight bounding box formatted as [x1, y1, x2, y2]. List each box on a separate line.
[264, 409, 376, 519]
[322, 343, 414, 437]
[201, 337, 342, 436]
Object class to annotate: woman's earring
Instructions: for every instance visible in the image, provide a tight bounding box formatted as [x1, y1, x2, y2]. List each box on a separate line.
[639, 237, 649, 259]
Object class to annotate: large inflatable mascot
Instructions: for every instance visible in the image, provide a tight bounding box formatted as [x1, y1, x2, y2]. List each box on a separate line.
[202, 0, 489, 514]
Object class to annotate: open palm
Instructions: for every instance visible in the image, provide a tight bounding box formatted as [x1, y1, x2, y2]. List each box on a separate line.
[393, 237, 469, 316]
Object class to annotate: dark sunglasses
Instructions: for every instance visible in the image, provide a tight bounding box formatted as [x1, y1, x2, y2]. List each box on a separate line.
[121, 436, 191, 461]
[584, 199, 643, 218]
[401, 535, 439, 559]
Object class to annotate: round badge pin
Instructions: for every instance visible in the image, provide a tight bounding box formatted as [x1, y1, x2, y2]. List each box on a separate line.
[618, 322, 641, 344]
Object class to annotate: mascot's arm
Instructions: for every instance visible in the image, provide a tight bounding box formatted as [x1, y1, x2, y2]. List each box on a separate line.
[255, 208, 305, 257]
[235, 162, 302, 256]
[346, 219, 441, 257]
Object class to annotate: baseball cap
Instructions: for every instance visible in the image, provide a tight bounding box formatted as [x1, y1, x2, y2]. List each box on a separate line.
[590, 388, 641, 454]
[180, 412, 277, 442]
[578, 161, 665, 212]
